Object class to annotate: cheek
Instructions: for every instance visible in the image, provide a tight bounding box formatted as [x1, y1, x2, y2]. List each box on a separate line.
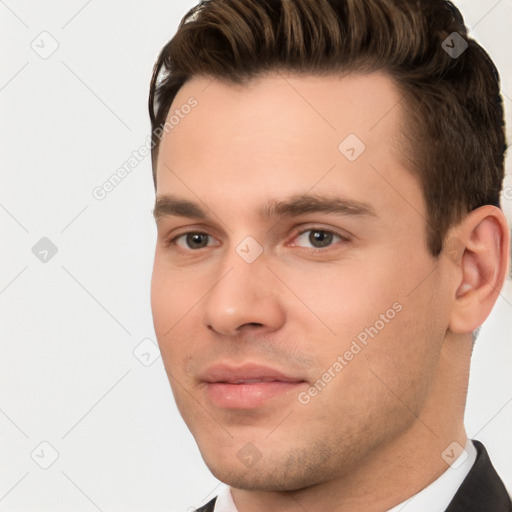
[150, 267, 198, 414]
[150, 263, 171, 339]
[285, 252, 442, 384]
[292, 298, 438, 444]
[150, 261, 194, 364]
[283, 258, 404, 344]
[151, 257, 198, 333]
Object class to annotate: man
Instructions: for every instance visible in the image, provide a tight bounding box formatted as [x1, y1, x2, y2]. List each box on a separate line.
[148, 0, 511, 510]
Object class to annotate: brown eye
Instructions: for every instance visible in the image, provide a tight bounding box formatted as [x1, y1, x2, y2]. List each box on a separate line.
[293, 229, 343, 249]
[172, 232, 212, 250]
[309, 230, 334, 248]
[185, 233, 209, 249]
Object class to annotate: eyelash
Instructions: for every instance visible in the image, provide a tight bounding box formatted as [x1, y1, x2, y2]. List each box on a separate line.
[291, 228, 349, 250]
[165, 227, 350, 252]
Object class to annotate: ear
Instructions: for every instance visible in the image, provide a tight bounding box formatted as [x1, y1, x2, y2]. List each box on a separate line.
[447, 205, 510, 334]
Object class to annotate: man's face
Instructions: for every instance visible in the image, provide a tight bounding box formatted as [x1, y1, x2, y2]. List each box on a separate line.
[151, 72, 453, 490]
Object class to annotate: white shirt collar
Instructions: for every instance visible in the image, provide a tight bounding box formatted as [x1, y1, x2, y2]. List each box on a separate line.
[212, 439, 477, 512]
[211, 483, 237, 512]
[387, 439, 477, 512]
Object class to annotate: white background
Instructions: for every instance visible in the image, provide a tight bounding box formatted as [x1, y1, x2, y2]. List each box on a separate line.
[1, 1, 511, 511]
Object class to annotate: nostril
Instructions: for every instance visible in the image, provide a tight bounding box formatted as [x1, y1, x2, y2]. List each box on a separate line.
[245, 322, 263, 328]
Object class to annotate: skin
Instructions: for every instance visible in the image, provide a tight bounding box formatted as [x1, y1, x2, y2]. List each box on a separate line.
[150, 72, 509, 512]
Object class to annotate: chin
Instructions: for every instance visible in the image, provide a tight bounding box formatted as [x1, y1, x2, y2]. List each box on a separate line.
[198, 442, 340, 492]
[205, 463, 308, 492]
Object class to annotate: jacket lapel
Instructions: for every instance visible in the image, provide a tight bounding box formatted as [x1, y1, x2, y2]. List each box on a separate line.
[444, 440, 511, 511]
[195, 496, 217, 512]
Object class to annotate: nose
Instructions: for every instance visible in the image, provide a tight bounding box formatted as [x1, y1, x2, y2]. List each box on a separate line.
[202, 248, 286, 337]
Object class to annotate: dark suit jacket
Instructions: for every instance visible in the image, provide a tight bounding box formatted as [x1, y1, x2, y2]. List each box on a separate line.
[195, 440, 511, 512]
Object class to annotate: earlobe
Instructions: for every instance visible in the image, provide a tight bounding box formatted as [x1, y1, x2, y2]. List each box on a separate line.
[448, 205, 510, 334]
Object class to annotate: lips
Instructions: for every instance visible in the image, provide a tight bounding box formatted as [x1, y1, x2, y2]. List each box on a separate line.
[201, 363, 306, 409]
[202, 363, 304, 384]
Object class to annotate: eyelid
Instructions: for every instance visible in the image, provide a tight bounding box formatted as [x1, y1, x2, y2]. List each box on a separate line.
[162, 224, 220, 247]
[163, 224, 352, 251]
[287, 226, 351, 247]
[166, 231, 220, 249]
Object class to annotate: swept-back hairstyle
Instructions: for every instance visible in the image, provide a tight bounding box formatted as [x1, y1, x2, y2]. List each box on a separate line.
[148, 0, 506, 256]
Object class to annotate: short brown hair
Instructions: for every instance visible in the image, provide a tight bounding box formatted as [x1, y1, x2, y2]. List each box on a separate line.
[148, 0, 506, 256]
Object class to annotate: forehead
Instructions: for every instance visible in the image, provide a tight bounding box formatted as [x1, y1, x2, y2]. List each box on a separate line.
[160, 71, 404, 146]
[155, 71, 419, 223]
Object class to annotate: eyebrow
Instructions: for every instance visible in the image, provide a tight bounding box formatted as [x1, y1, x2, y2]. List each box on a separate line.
[153, 193, 377, 222]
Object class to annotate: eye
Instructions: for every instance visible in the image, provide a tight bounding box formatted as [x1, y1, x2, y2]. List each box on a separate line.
[171, 232, 217, 250]
[291, 229, 346, 249]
